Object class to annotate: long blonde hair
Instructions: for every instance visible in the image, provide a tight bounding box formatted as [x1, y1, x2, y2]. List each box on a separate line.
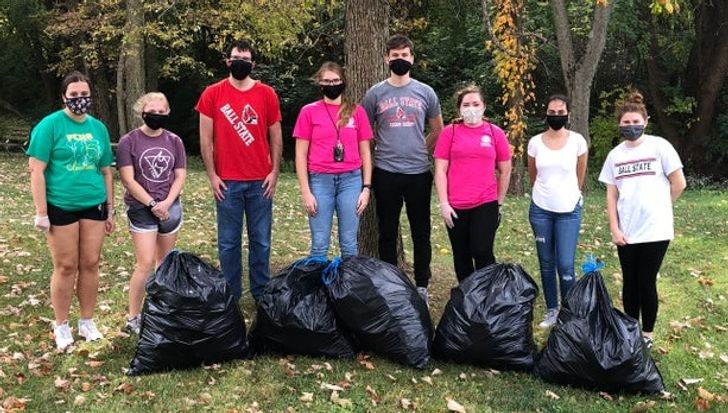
[314, 62, 353, 128]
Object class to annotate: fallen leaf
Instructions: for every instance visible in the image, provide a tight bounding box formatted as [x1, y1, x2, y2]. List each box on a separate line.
[73, 395, 86, 407]
[54, 377, 71, 392]
[2, 396, 27, 411]
[357, 354, 375, 370]
[544, 390, 560, 400]
[386, 374, 397, 382]
[699, 351, 714, 359]
[694, 397, 711, 411]
[320, 383, 345, 392]
[598, 391, 613, 401]
[365, 385, 380, 404]
[299, 392, 314, 402]
[681, 378, 705, 386]
[458, 372, 467, 380]
[431, 368, 443, 376]
[629, 400, 656, 413]
[330, 391, 353, 408]
[246, 401, 262, 413]
[697, 387, 715, 401]
[400, 398, 413, 409]
[697, 276, 714, 287]
[446, 398, 467, 413]
[85, 360, 104, 368]
[720, 354, 728, 364]
[199, 392, 213, 404]
[115, 382, 134, 395]
[422, 376, 433, 385]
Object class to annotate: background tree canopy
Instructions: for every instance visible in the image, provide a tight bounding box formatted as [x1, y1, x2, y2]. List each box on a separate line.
[1, 0, 726, 178]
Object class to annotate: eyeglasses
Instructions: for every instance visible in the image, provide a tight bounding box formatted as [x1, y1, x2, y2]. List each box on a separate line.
[229, 57, 252, 63]
[319, 79, 342, 86]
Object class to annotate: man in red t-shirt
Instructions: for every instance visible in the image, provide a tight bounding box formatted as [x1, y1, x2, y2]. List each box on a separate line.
[195, 39, 282, 302]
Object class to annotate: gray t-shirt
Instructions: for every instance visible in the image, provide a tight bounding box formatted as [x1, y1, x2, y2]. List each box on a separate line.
[361, 79, 441, 174]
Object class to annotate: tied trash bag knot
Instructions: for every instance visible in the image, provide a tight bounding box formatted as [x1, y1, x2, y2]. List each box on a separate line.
[581, 252, 605, 274]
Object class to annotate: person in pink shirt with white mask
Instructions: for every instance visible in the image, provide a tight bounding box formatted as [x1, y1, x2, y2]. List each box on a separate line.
[434, 85, 512, 282]
[293, 62, 373, 258]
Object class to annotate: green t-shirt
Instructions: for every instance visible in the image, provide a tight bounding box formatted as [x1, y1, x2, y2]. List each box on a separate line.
[26, 110, 113, 211]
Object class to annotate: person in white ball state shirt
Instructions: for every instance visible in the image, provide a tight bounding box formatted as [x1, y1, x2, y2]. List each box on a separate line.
[527, 94, 588, 329]
[434, 85, 512, 282]
[598, 91, 686, 349]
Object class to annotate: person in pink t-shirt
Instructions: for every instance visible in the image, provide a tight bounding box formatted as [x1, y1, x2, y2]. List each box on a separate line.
[434, 85, 512, 281]
[292, 62, 373, 258]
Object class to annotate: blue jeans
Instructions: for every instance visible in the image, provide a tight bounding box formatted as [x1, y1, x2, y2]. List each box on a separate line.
[308, 170, 362, 258]
[528, 201, 582, 310]
[216, 180, 272, 302]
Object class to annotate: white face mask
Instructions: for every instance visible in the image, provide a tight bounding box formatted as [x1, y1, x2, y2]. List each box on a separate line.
[460, 107, 484, 124]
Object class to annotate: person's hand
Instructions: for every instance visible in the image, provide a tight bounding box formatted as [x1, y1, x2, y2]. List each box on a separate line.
[611, 228, 628, 246]
[262, 171, 279, 199]
[439, 203, 458, 229]
[209, 174, 227, 202]
[34, 215, 50, 233]
[151, 199, 171, 221]
[104, 211, 115, 235]
[356, 189, 370, 215]
[302, 191, 317, 216]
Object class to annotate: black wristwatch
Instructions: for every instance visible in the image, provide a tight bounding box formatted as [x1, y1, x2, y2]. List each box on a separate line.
[362, 184, 372, 191]
[147, 199, 158, 208]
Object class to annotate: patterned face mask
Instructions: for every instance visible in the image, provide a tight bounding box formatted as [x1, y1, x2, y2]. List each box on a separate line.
[65, 96, 92, 115]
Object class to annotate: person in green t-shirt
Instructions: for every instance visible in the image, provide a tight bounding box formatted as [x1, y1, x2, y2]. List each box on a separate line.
[27, 71, 115, 351]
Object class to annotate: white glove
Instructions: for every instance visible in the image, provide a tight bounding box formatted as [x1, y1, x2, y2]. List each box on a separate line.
[439, 203, 458, 229]
[34, 215, 50, 233]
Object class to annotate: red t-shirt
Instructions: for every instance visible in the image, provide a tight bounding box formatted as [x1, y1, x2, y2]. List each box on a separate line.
[292, 101, 373, 173]
[195, 79, 282, 181]
[433, 122, 512, 209]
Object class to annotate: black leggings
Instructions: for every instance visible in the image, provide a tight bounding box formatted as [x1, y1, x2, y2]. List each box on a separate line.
[446, 201, 500, 282]
[617, 240, 670, 333]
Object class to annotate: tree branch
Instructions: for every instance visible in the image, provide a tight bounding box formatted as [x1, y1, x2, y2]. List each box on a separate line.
[578, 1, 614, 80]
[481, 0, 516, 57]
[550, 0, 575, 89]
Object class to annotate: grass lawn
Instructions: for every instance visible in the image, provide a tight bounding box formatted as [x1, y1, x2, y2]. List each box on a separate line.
[0, 153, 726, 412]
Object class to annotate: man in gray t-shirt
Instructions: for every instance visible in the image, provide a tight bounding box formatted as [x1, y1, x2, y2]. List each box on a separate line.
[361, 34, 443, 301]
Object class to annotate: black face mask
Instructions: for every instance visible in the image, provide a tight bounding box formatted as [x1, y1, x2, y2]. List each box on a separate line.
[619, 125, 645, 141]
[142, 112, 169, 131]
[321, 83, 345, 100]
[545, 115, 568, 130]
[229, 59, 253, 80]
[389, 59, 412, 76]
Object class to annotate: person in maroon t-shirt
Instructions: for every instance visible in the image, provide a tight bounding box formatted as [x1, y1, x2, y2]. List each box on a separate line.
[195, 40, 283, 302]
[117, 92, 187, 335]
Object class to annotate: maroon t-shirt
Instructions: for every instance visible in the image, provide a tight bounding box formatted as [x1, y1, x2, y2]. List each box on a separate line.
[117, 128, 187, 207]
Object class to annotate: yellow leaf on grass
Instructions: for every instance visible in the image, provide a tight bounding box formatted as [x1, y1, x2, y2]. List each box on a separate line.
[447, 398, 467, 413]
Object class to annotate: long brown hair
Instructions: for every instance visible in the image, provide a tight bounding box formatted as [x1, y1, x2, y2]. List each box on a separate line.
[314, 62, 354, 128]
[616, 90, 648, 122]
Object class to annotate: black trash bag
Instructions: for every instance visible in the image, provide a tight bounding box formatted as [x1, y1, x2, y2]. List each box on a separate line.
[248, 257, 357, 359]
[323, 256, 433, 368]
[433, 263, 538, 371]
[533, 271, 665, 393]
[128, 250, 248, 375]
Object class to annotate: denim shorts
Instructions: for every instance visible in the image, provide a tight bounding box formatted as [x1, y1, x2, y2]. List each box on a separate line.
[126, 198, 182, 235]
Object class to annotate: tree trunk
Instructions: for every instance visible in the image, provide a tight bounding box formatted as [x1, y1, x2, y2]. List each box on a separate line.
[116, 50, 127, 135]
[145, 43, 159, 92]
[123, 0, 146, 132]
[551, 0, 614, 145]
[344, 0, 394, 260]
[89, 68, 118, 140]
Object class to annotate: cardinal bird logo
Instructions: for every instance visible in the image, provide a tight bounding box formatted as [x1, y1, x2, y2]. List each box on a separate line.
[242, 104, 259, 125]
[396, 106, 406, 120]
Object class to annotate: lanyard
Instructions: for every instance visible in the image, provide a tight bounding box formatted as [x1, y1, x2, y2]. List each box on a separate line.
[323, 103, 342, 146]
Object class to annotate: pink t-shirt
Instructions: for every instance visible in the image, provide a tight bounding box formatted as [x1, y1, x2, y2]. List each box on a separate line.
[292, 101, 373, 173]
[434, 122, 512, 209]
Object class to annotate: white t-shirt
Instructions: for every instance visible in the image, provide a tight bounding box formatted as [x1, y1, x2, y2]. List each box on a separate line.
[598, 135, 683, 244]
[528, 131, 588, 212]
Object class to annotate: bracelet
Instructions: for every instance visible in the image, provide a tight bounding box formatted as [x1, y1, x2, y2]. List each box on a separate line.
[362, 184, 372, 190]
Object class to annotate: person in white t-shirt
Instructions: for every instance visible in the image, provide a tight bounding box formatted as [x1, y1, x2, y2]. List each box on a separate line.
[527, 94, 588, 329]
[598, 91, 686, 349]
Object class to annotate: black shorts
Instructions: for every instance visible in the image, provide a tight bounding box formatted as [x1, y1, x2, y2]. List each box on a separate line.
[47, 202, 108, 226]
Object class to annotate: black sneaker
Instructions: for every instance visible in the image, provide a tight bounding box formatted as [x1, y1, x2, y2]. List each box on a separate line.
[642, 336, 654, 350]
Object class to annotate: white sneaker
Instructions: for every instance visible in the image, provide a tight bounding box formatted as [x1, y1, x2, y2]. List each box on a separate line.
[124, 315, 141, 335]
[417, 287, 429, 307]
[53, 321, 74, 350]
[78, 319, 104, 341]
[538, 309, 559, 329]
